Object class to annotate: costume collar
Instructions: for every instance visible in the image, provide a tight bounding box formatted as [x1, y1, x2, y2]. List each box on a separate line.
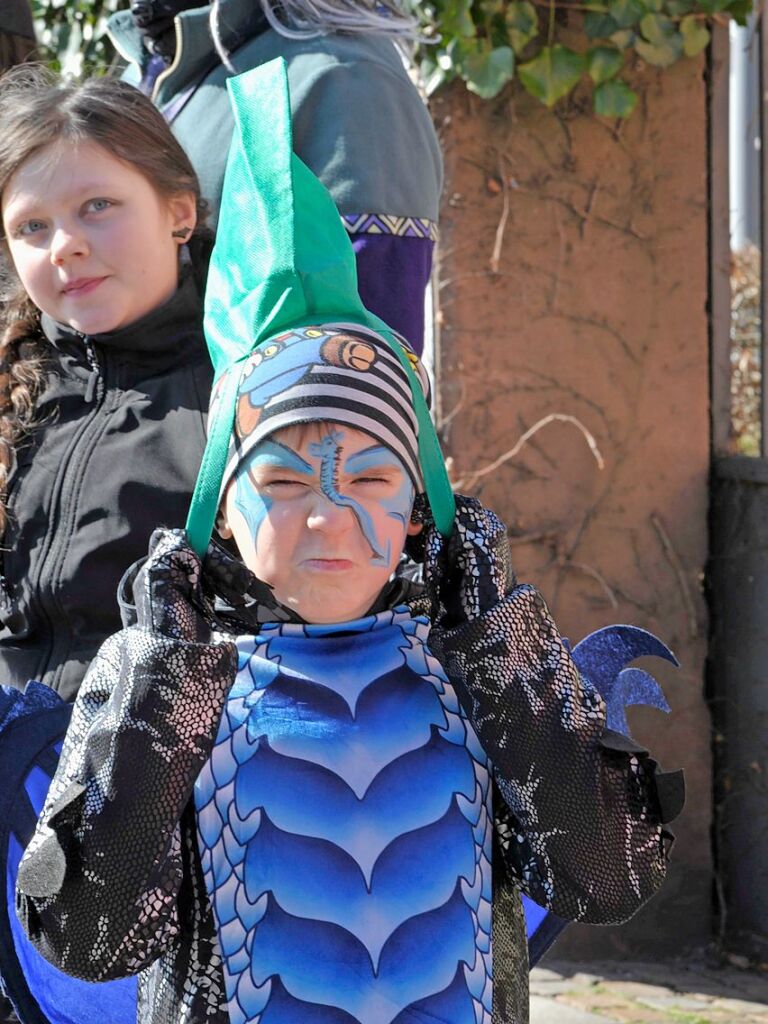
[107, 0, 266, 106]
[40, 270, 203, 361]
[118, 528, 425, 634]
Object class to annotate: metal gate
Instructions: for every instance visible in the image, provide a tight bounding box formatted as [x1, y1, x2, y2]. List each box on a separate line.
[709, 19, 768, 959]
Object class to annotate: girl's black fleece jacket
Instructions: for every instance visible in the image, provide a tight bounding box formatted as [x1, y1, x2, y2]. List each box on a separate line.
[0, 271, 211, 700]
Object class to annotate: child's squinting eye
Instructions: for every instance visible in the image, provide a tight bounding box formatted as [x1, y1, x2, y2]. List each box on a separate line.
[265, 478, 307, 490]
[351, 475, 391, 486]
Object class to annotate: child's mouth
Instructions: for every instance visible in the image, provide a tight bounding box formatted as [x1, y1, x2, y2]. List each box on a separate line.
[62, 276, 107, 298]
[303, 558, 354, 572]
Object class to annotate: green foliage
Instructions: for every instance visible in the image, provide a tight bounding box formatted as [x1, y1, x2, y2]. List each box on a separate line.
[634, 12, 683, 66]
[518, 44, 585, 105]
[608, 0, 647, 29]
[30, 0, 127, 74]
[680, 13, 711, 54]
[416, 0, 753, 117]
[587, 44, 623, 83]
[506, 1, 539, 53]
[460, 42, 516, 97]
[594, 77, 638, 114]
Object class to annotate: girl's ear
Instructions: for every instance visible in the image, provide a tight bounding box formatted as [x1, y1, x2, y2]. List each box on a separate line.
[169, 191, 198, 242]
[406, 519, 423, 537]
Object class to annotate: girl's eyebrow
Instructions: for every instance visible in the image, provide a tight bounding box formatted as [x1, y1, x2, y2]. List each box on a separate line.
[344, 445, 401, 473]
[1, 197, 41, 225]
[4, 182, 122, 221]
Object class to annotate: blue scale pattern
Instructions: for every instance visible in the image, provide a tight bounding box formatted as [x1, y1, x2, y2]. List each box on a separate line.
[195, 607, 493, 1024]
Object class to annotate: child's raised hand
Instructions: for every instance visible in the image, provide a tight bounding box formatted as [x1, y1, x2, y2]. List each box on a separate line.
[419, 494, 516, 628]
[132, 530, 214, 643]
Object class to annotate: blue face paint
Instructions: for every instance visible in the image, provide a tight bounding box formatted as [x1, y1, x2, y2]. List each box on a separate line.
[308, 430, 389, 566]
[233, 439, 313, 546]
[345, 446, 415, 528]
[308, 432, 414, 567]
[232, 431, 415, 571]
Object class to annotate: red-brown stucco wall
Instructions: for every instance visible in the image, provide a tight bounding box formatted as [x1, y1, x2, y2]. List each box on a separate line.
[433, 57, 711, 957]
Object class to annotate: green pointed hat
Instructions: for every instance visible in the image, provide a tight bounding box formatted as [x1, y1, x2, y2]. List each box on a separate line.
[185, 58, 455, 556]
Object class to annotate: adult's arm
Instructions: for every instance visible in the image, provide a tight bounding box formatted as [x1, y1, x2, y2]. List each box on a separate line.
[287, 45, 442, 355]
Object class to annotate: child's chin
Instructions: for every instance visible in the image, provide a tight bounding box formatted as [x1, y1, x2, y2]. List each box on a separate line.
[290, 587, 377, 625]
[302, 604, 369, 625]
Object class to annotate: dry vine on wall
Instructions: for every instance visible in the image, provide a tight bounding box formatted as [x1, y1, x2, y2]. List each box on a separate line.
[432, 56, 711, 953]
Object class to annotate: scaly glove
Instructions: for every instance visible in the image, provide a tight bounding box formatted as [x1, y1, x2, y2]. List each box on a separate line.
[133, 529, 216, 642]
[411, 492, 515, 627]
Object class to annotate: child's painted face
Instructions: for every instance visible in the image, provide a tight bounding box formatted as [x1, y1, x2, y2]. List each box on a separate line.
[1, 140, 196, 335]
[219, 423, 422, 623]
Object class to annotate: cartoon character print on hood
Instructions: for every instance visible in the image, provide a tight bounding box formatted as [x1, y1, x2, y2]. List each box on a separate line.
[216, 324, 429, 506]
[235, 327, 377, 438]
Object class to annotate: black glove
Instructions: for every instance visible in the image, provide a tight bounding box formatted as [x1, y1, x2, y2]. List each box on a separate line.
[414, 493, 516, 628]
[133, 529, 214, 642]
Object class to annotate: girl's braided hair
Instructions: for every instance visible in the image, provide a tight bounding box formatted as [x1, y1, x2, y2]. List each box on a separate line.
[0, 64, 208, 533]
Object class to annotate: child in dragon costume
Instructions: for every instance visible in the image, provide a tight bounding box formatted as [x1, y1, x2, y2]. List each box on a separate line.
[14, 60, 683, 1024]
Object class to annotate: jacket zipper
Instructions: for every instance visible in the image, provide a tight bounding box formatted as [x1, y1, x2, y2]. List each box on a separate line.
[83, 338, 100, 404]
[0, 440, 19, 620]
[29, 334, 108, 688]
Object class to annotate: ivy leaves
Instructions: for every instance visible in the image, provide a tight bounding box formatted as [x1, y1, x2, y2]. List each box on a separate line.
[680, 14, 712, 55]
[519, 45, 586, 106]
[461, 43, 516, 98]
[507, 0, 539, 53]
[587, 45, 624, 84]
[418, 0, 750, 117]
[594, 79, 639, 116]
[634, 13, 685, 66]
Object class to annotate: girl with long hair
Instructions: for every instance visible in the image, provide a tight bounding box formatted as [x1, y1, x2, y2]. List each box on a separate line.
[0, 64, 212, 701]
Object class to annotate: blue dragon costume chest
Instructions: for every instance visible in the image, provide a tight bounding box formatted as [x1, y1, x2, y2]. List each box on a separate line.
[194, 607, 494, 1024]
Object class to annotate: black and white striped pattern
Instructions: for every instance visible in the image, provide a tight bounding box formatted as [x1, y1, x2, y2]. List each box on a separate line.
[220, 324, 430, 493]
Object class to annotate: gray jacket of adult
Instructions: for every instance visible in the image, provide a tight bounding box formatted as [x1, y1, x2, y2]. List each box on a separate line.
[107, 0, 443, 231]
[0, 0, 34, 40]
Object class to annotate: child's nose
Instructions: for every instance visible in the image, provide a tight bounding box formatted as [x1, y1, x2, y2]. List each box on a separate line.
[50, 224, 89, 264]
[306, 491, 354, 531]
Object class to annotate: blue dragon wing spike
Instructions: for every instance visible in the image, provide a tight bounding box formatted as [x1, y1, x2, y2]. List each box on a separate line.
[524, 624, 677, 967]
[606, 667, 672, 734]
[0, 685, 137, 1024]
[570, 624, 678, 704]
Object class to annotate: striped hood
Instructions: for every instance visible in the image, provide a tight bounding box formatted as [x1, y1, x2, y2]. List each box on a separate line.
[217, 322, 431, 496]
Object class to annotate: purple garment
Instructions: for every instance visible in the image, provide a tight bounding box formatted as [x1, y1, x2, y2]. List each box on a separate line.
[351, 233, 434, 357]
[139, 53, 167, 96]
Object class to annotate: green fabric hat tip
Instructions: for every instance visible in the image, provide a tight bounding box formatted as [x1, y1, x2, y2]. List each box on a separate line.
[186, 57, 455, 556]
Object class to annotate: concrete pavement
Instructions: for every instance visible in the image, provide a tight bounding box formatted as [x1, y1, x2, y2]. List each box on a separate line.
[530, 956, 768, 1023]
